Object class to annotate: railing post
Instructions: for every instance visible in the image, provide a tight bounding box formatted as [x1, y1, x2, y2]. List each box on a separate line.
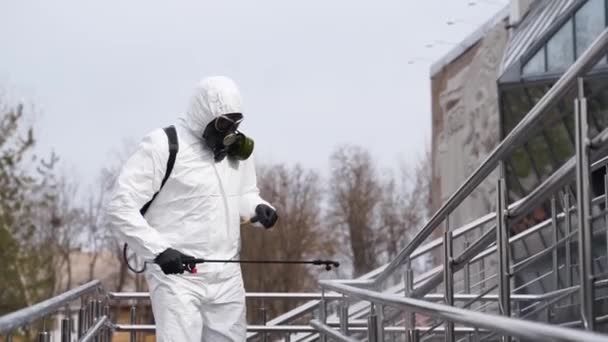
[575, 76, 595, 330]
[550, 196, 559, 321]
[367, 303, 379, 342]
[377, 304, 385, 342]
[464, 240, 471, 294]
[320, 288, 327, 342]
[89, 299, 96, 328]
[409, 328, 420, 342]
[78, 306, 86, 338]
[444, 223, 454, 342]
[339, 296, 349, 335]
[404, 258, 416, 342]
[496, 177, 511, 342]
[130, 305, 137, 342]
[260, 305, 268, 342]
[562, 191, 573, 299]
[103, 304, 111, 342]
[605, 167, 608, 271]
[38, 331, 50, 342]
[93, 300, 101, 342]
[61, 315, 71, 342]
[38, 317, 50, 342]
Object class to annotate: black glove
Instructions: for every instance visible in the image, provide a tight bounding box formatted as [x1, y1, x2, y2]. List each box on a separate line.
[154, 248, 196, 275]
[253, 204, 278, 229]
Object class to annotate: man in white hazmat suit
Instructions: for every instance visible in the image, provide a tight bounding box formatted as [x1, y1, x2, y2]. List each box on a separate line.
[106, 76, 278, 341]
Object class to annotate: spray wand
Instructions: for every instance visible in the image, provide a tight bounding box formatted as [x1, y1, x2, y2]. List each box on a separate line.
[125, 216, 339, 273]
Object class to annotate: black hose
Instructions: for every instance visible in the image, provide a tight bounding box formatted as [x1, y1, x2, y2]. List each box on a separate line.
[123, 243, 147, 274]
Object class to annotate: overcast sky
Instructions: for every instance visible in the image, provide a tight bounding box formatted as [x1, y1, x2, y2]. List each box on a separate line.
[0, 0, 508, 188]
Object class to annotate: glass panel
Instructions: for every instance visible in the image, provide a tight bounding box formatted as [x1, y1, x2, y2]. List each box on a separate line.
[509, 145, 539, 194]
[547, 19, 574, 71]
[523, 48, 545, 75]
[528, 135, 555, 179]
[502, 88, 530, 135]
[506, 162, 525, 202]
[586, 78, 608, 131]
[575, 0, 605, 58]
[544, 121, 574, 165]
[526, 84, 550, 106]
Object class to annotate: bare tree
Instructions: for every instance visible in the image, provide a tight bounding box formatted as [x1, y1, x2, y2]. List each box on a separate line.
[48, 174, 84, 293]
[379, 151, 431, 263]
[0, 102, 60, 319]
[328, 145, 382, 277]
[241, 163, 335, 324]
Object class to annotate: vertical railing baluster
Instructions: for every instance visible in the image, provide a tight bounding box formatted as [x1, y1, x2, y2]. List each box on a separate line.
[562, 191, 573, 305]
[497, 178, 511, 342]
[339, 296, 349, 335]
[367, 303, 378, 342]
[550, 196, 559, 321]
[404, 258, 416, 342]
[575, 76, 595, 330]
[130, 305, 137, 342]
[319, 289, 327, 342]
[444, 225, 454, 342]
[61, 315, 71, 342]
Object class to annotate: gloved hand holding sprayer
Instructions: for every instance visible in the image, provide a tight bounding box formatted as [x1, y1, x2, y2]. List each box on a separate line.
[151, 204, 338, 275]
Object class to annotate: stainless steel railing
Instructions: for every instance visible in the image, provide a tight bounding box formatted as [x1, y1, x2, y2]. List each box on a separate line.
[305, 23, 608, 342]
[374, 25, 608, 288]
[0, 280, 112, 342]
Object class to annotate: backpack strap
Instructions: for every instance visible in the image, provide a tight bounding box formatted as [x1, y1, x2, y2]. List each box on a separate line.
[139, 125, 179, 216]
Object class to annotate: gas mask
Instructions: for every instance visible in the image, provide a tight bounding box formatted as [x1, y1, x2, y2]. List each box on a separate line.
[202, 113, 255, 162]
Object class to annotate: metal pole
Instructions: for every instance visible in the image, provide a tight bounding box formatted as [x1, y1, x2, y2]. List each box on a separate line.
[550, 196, 559, 322]
[377, 304, 385, 342]
[464, 241, 471, 295]
[94, 300, 101, 342]
[410, 329, 420, 342]
[563, 191, 573, 296]
[61, 316, 71, 342]
[261, 306, 268, 342]
[78, 307, 85, 338]
[88, 299, 95, 327]
[368, 303, 379, 342]
[551, 196, 559, 292]
[496, 178, 511, 342]
[103, 305, 111, 342]
[38, 331, 50, 342]
[340, 298, 349, 335]
[130, 305, 136, 342]
[444, 227, 454, 342]
[404, 258, 416, 342]
[575, 77, 595, 330]
[605, 168, 608, 277]
[320, 288, 327, 342]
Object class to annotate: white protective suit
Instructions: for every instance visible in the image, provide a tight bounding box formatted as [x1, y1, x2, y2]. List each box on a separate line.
[106, 76, 271, 341]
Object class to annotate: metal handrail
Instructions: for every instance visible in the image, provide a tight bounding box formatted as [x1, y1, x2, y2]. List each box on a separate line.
[0, 280, 102, 334]
[80, 315, 112, 342]
[109, 292, 344, 301]
[375, 27, 608, 286]
[310, 320, 359, 342]
[319, 280, 608, 342]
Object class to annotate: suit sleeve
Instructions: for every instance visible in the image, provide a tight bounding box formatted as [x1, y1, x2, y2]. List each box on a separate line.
[105, 130, 171, 258]
[239, 154, 273, 225]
